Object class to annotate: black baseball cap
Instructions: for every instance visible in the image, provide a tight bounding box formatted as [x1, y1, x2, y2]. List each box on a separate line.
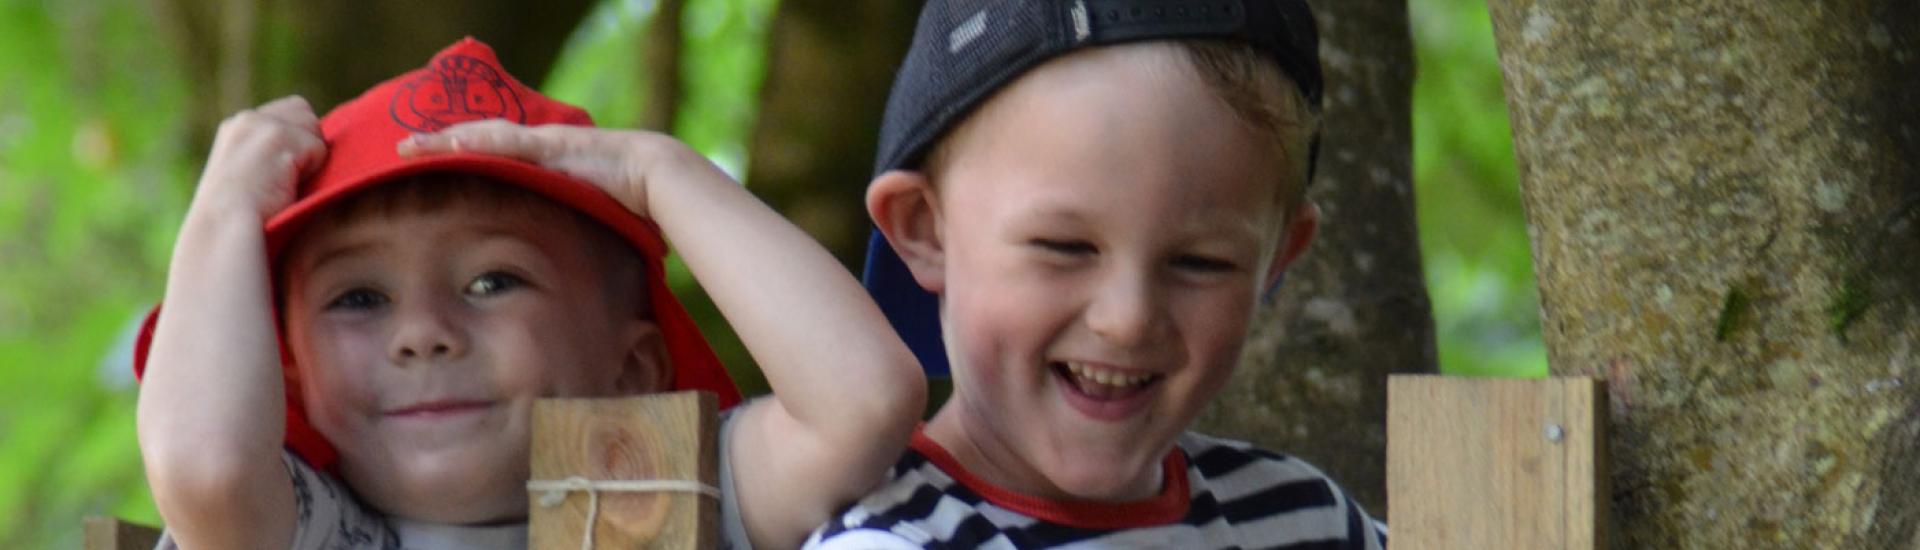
[862, 0, 1325, 376]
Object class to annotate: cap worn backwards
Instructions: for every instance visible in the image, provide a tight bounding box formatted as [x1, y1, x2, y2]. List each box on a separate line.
[861, 0, 1325, 377]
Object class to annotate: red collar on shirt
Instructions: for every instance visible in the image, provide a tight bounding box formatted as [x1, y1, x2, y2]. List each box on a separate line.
[908, 430, 1190, 529]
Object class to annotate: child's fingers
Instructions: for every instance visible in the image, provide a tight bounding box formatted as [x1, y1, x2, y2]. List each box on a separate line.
[211, 107, 327, 176]
[230, 96, 326, 177]
[397, 119, 543, 160]
[198, 98, 330, 217]
[397, 123, 657, 215]
[253, 95, 321, 133]
[290, 133, 329, 177]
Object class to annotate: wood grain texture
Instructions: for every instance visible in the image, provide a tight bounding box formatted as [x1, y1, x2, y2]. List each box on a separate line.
[83, 516, 161, 550]
[1387, 376, 1605, 550]
[530, 392, 718, 550]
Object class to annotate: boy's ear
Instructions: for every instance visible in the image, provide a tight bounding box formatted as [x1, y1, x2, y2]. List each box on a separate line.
[615, 322, 671, 394]
[867, 169, 947, 293]
[1264, 201, 1321, 290]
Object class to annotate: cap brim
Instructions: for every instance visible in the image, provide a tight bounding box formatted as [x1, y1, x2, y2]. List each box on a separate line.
[862, 229, 949, 377]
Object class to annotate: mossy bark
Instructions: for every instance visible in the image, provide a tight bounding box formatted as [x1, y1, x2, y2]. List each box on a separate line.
[1486, 1, 1920, 546]
[1196, 0, 1433, 516]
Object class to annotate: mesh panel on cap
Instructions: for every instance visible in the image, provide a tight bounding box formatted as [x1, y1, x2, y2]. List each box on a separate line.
[875, 2, 1062, 175]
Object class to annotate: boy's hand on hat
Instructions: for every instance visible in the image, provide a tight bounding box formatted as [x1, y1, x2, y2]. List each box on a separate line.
[196, 95, 327, 221]
[398, 120, 714, 219]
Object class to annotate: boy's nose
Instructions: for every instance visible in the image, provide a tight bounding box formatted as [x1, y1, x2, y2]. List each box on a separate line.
[1085, 269, 1165, 348]
[389, 300, 468, 363]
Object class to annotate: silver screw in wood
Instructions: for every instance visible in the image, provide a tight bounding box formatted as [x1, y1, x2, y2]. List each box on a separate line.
[1544, 423, 1565, 443]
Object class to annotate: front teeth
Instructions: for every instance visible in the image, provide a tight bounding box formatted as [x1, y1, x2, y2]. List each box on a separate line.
[1065, 362, 1153, 387]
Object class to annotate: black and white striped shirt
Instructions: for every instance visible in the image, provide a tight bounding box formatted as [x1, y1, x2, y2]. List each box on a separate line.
[805, 431, 1386, 549]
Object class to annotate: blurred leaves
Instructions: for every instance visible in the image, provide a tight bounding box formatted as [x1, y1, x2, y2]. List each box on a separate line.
[1411, 0, 1548, 377]
[0, 0, 191, 546]
[0, 0, 1541, 545]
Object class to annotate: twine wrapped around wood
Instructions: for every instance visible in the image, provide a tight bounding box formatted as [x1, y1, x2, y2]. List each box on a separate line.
[527, 476, 720, 550]
[530, 392, 719, 550]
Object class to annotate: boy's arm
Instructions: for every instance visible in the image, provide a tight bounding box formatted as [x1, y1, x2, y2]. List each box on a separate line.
[136, 96, 326, 550]
[401, 123, 926, 548]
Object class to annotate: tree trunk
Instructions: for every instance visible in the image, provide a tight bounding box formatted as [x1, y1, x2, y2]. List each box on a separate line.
[1195, 0, 1432, 517]
[1487, 1, 1920, 546]
[744, 0, 918, 266]
[640, 0, 685, 133]
[147, 0, 596, 174]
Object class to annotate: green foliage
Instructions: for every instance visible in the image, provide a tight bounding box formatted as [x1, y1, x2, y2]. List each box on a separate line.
[0, 0, 1547, 544]
[1411, 0, 1548, 377]
[543, 0, 777, 184]
[0, 0, 190, 546]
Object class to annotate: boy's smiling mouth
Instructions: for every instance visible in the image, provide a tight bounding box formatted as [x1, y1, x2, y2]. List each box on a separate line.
[1050, 361, 1163, 420]
[385, 399, 496, 419]
[1061, 362, 1157, 391]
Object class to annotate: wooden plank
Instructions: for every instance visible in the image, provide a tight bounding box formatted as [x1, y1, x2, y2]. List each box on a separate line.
[530, 391, 718, 550]
[83, 516, 162, 550]
[1387, 376, 1605, 550]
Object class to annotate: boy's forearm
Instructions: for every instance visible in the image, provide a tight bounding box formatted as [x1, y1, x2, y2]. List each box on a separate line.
[140, 203, 286, 453]
[646, 150, 926, 430]
[648, 150, 925, 548]
[136, 202, 294, 545]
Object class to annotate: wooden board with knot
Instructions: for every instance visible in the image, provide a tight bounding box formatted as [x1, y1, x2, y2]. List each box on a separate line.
[531, 391, 719, 550]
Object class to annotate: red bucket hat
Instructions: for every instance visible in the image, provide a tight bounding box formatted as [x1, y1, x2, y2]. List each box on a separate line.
[133, 37, 742, 471]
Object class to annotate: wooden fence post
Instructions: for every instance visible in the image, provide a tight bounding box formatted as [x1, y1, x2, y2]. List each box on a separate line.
[1388, 376, 1606, 549]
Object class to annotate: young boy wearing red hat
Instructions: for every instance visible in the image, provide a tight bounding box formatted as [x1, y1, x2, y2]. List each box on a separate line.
[809, 1, 1385, 547]
[136, 39, 923, 549]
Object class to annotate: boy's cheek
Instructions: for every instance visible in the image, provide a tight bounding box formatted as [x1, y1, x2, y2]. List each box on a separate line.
[1184, 284, 1259, 330]
[293, 326, 389, 414]
[300, 372, 373, 448]
[301, 361, 378, 417]
[948, 299, 1057, 390]
[1183, 302, 1253, 361]
[472, 317, 585, 397]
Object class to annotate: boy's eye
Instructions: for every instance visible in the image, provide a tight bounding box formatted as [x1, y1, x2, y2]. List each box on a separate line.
[1030, 238, 1096, 256]
[1171, 254, 1238, 274]
[465, 271, 527, 296]
[325, 288, 388, 311]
